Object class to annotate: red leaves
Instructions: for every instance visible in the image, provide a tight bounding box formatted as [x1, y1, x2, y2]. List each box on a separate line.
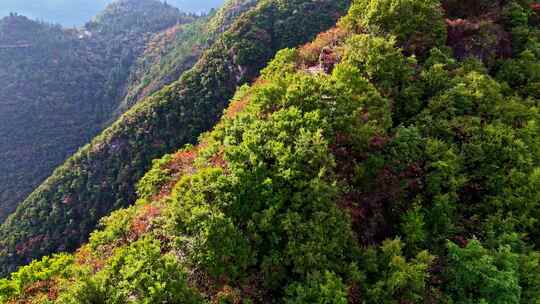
[22, 279, 60, 301]
[445, 8, 512, 62]
[15, 235, 46, 255]
[152, 148, 199, 201]
[129, 204, 162, 239]
[299, 27, 348, 67]
[320, 47, 339, 73]
[337, 160, 425, 246]
[61, 195, 74, 205]
[531, 3, 540, 11]
[225, 98, 249, 119]
[348, 283, 362, 304]
[369, 135, 388, 151]
[75, 246, 105, 272]
[210, 150, 228, 170]
[452, 235, 469, 248]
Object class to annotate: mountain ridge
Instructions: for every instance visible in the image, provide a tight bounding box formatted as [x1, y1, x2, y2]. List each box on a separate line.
[0, 0, 224, 26]
[2, 0, 540, 302]
[2, 0, 540, 301]
[0, 0, 351, 276]
[0, 0, 201, 223]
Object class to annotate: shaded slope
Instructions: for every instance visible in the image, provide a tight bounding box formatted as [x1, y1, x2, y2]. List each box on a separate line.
[0, 0, 196, 222]
[116, 0, 259, 114]
[0, 0, 351, 277]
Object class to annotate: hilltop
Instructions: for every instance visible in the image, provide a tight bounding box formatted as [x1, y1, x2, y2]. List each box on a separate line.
[0, 0, 223, 26]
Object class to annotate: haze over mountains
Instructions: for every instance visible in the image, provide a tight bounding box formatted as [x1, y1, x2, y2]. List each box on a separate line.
[0, 0, 224, 26]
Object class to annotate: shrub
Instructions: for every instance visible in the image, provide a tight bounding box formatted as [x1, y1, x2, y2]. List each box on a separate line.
[59, 237, 201, 304]
[285, 271, 349, 304]
[342, 0, 446, 55]
[360, 239, 435, 304]
[0, 254, 74, 302]
[342, 34, 415, 93]
[446, 239, 521, 304]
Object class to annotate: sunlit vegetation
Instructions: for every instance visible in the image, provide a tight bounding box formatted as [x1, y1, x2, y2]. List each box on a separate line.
[2, 0, 540, 302]
[0, 0, 351, 277]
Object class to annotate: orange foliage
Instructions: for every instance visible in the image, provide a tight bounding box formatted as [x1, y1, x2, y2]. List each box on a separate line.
[129, 204, 162, 239]
[298, 27, 348, 66]
[143, 24, 183, 57]
[225, 98, 249, 119]
[213, 285, 242, 304]
[13, 279, 60, 303]
[152, 148, 199, 201]
[75, 246, 105, 272]
[168, 149, 198, 173]
[210, 149, 228, 169]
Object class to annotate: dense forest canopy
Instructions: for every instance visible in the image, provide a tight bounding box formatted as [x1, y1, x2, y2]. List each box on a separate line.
[0, 0, 222, 223]
[0, 0, 350, 277]
[0, 0, 224, 26]
[1, 0, 540, 302]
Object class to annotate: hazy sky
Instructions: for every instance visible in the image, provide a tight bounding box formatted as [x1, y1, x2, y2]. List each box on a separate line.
[0, 0, 224, 27]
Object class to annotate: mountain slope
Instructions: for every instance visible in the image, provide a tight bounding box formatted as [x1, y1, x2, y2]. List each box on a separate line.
[0, 0, 197, 223]
[116, 0, 259, 115]
[0, 0, 224, 26]
[1, 0, 539, 302]
[0, 0, 351, 277]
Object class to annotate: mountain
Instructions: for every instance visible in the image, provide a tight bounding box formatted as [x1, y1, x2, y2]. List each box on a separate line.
[0, 0, 350, 277]
[0, 0, 224, 27]
[2, 0, 540, 302]
[0, 0, 203, 223]
[116, 0, 259, 114]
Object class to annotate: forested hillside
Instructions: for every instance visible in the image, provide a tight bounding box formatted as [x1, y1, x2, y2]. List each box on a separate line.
[0, 0, 351, 277]
[117, 0, 259, 115]
[2, 0, 540, 302]
[0, 0, 223, 26]
[0, 0, 199, 222]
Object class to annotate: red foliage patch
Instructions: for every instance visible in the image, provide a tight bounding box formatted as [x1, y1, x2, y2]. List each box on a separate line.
[320, 47, 339, 73]
[299, 27, 348, 67]
[210, 150, 228, 170]
[348, 283, 362, 304]
[445, 17, 512, 61]
[19, 279, 60, 302]
[15, 235, 46, 255]
[225, 98, 249, 119]
[531, 3, 540, 11]
[337, 160, 425, 246]
[62, 195, 74, 205]
[129, 204, 162, 240]
[369, 135, 389, 151]
[152, 148, 199, 201]
[75, 246, 105, 272]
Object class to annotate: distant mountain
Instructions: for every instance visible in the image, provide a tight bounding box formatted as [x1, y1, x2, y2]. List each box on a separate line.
[0, 0, 224, 26]
[0, 0, 199, 222]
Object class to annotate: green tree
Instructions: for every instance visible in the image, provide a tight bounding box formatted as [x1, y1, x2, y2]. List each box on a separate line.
[341, 0, 446, 55]
[285, 271, 349, 304]
[446, 239, 521, 304]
